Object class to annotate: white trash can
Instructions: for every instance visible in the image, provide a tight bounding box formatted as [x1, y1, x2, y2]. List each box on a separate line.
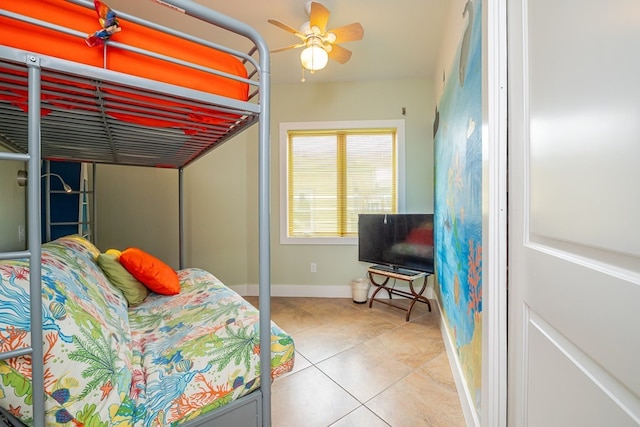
[351, 278, 370, 304]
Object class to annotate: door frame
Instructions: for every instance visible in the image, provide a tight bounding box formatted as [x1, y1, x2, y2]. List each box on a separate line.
[483, 0, 508, 425]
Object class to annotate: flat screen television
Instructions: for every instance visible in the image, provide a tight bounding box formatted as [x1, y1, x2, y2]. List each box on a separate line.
[358, 213, 434, 274]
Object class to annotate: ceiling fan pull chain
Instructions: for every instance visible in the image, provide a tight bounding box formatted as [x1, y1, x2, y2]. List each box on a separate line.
[301, 66, 306, 83]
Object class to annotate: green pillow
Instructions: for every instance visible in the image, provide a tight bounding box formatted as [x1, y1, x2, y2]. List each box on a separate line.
[97, 253, 150, 306]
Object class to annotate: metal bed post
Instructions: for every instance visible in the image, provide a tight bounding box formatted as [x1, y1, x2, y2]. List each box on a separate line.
[256, 41, 272, 427]
[92, 162, 97, 244]
[44, 160, 51, 242]
[179, 168, 185, 270]
[27, 54, 45, 427]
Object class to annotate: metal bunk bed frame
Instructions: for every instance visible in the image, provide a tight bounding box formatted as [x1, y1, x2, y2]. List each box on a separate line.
[0, 1, 273, 425]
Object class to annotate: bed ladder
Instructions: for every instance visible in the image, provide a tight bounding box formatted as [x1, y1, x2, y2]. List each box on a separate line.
[0, 57, 46, 427]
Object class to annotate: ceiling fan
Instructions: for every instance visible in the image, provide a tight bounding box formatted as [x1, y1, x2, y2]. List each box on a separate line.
[268, 1, 364, 76]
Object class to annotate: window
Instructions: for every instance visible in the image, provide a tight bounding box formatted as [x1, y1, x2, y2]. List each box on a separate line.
[280, 120, 405, 244]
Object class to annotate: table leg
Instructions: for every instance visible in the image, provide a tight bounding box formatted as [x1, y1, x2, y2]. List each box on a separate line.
[406, 275, 432, 320]
[368, 272, 392, 308]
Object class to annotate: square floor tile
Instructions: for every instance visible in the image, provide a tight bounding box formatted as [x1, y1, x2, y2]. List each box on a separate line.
[317, 342, 413, 403]
[272, 366, 360, 427]
[292, 323, 364, 364]
[368, 322, 445, 369]
[365, 368, 466, 427]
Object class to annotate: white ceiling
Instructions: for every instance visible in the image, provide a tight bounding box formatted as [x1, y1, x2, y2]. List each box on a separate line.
[105, 0, 450, 85]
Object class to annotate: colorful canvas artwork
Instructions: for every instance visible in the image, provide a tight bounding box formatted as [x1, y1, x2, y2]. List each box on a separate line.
[434, 0, 483, 418]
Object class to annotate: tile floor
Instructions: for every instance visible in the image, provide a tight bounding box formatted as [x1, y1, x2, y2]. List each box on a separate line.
[246, 296, 466, 427]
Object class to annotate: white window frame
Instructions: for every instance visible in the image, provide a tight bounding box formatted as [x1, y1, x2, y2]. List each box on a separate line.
[279, 119, 406, 245]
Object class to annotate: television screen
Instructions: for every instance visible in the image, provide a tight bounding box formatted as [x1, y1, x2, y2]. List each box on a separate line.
[358, 213, 434, 273]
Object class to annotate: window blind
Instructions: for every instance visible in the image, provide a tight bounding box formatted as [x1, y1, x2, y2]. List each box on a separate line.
[287, 129, 397, 238]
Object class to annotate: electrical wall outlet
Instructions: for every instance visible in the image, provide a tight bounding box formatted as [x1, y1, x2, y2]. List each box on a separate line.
[310, 262, 317, 273]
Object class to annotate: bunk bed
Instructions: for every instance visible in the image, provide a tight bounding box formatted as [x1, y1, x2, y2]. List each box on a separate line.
[0, 0, 284, 426]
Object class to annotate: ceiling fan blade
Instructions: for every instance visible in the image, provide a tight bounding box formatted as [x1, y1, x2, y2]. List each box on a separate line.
[267, 19, 306, 39]
[327, 22, 364, 44]
[270, 43, 305, 53]
[309, 2, 330, 33]
[328, 44, 352, 64]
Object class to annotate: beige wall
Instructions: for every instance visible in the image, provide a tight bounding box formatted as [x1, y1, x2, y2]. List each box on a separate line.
[266, 79, 434, 288]
[95, 165, 180, 268]
[183, 132, 251, 285]
[96, 77, 434, 290]
[0, 147, 26, 252]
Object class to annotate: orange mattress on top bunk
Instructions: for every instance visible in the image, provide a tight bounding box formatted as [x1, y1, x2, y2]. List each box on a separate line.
[0, 0, 249, 128]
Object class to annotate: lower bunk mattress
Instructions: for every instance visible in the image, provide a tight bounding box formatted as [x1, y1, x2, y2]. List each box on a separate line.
[0, 236, 295, 426]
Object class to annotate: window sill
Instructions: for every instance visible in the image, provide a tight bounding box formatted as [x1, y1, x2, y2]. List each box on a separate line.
[279, 236, 357, 245]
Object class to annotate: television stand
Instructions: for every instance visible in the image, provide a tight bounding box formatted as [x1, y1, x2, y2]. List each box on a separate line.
[367, 265, 432, 321]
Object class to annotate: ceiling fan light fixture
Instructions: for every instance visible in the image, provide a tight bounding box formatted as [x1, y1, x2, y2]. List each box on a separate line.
[269, 2, 363, 77]
[300, 43, 328, 72]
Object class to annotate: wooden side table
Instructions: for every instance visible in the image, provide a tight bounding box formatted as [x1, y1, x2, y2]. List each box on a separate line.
[367, 265, 432, 321]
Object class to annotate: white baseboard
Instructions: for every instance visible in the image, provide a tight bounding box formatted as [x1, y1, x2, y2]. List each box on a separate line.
[436, 298, 479, 427]
[232, 283, 436, 300]
[232, 283, 352, 298]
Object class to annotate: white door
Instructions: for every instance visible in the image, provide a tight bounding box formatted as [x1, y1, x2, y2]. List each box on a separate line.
[507, 0, 640, 425]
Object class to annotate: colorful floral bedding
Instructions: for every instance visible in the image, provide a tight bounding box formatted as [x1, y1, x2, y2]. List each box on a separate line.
[0, 235, 294, 426]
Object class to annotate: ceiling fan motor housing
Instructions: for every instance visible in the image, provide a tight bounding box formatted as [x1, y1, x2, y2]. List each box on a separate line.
[268, 1, 363, 72]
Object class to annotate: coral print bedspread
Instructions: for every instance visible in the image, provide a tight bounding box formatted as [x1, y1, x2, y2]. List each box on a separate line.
[126, 269, 294, 425]
[0, 236, 294, 426]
